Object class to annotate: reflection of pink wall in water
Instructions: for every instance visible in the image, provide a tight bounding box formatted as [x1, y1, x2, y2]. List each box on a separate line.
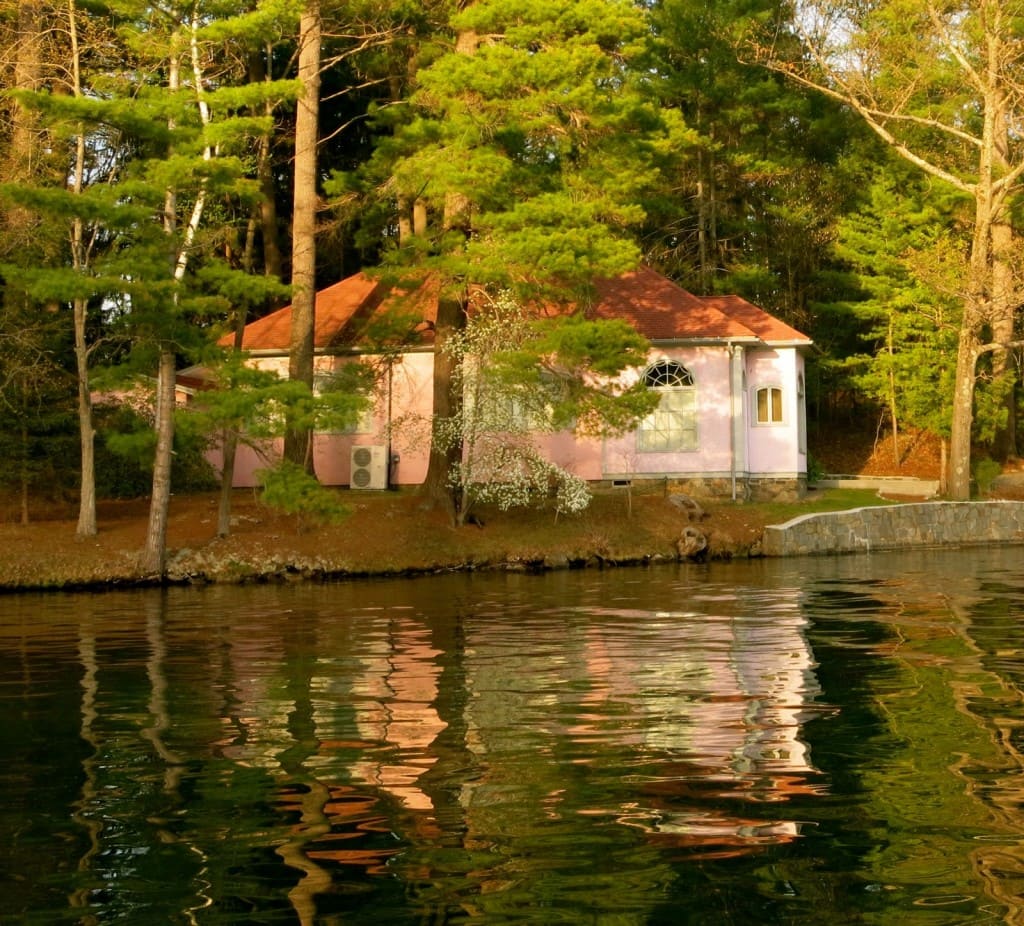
[347, 619, 447, 813]
[576, 604, 821, 784]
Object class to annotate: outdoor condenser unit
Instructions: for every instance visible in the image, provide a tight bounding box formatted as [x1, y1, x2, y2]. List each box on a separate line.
[350, 444, 388, 490]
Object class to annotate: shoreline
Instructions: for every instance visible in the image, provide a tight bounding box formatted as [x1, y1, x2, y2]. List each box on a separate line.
[0, 490, 765, 593]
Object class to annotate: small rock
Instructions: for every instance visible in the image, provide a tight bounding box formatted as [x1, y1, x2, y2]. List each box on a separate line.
[668, 493, 706, 522]
[677, 526, 708, 561]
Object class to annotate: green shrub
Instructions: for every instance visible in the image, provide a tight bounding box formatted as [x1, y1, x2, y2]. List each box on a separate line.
[972, 457, 1002, 497]
[94, 403, 217, 498]
[257, 462, 349, 532]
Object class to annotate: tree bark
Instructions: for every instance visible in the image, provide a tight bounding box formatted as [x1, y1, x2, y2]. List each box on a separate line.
[68, 0, 96, 536]
[9, 0, 41, 191]
[948, 324, 980, 501]
[74, 298, 96, 536]
[141, 348, 177, 574]
[420, 27, 480, 521]
[422, 291, 467, 524]
[251, 44, 284, 282]
[988, 84, 1017, 461]
[284, 2, 320, 471]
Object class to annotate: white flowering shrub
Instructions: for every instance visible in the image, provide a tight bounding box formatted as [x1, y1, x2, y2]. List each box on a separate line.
[450, 444, 592, 517]
[436, 292, 595, 522]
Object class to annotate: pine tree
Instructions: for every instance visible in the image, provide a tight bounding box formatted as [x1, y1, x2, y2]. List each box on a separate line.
[342, 0, 689, 520]
[832, 167, 961, 473]
[3, 0, 303, 569]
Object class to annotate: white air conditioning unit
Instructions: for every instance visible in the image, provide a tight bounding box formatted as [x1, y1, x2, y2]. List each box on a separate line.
[350, 444, 388, 490]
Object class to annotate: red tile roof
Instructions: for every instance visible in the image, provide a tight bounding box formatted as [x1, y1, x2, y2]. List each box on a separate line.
[224, 272, 381, 351]
[590, 268, 760, 341]
[701, 294, 810, 344]
[223, 267, 810, 352]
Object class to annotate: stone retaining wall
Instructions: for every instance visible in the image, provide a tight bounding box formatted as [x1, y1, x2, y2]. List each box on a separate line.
[762, 501, 1024, 557]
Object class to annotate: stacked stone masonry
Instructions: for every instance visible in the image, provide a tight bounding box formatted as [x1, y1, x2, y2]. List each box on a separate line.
[762, 501, 1024, 557]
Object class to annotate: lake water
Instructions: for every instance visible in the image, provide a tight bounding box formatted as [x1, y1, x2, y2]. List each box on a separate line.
[3, 549, 1024, 924]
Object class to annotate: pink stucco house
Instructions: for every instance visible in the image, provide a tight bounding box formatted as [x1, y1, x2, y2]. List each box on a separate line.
[192, 267, 812, 500]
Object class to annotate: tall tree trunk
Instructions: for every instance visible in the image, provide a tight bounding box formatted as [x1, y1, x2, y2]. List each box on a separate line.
[19, 391, 29, 526]
[948, 42, 1001, 501]
[141, 348, 177, 574]
[143, 21, 211, 572]
[989, 218, 1017, 461]
[989, 94, 1017, 461]
[8, 0, 41, 226]
[284, 2, 320, 471]
[252, 43, 284, 282]
[74, 298, 96, 536]
[422, 292, 467, 524]
[948, 324, 979, 500]
[68, 0, 96, 536]
[420, 27, 479, 522]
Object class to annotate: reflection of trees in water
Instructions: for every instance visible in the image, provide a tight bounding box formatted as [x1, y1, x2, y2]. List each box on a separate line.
[69, 615, 100, 914]
[806, 567, 1024, 925]
[46, 565, 1024, 924]
[68, 596, 209, 923]
[939, 586, 1024, 925]
[47, 579, 833, 923]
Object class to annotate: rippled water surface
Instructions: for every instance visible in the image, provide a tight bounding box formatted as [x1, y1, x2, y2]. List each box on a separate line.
[4, 549, 1024, 924]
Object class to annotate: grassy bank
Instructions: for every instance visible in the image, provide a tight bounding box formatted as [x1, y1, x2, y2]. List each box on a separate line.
[0, 486, 904, 591]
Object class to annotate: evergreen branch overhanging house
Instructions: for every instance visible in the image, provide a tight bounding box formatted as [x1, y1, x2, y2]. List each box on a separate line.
[180, 267, 812, 501]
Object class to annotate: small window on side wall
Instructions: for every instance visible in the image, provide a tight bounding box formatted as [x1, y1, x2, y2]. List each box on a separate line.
[754, 386, 784, 425]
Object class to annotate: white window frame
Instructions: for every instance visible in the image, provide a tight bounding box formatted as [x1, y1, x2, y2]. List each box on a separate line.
[637, 360, 698, 453]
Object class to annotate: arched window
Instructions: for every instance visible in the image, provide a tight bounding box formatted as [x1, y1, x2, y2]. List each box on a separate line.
[643, 360, 694, 389]
[638, 360, 698, 452]
[754, 385, 784, 425]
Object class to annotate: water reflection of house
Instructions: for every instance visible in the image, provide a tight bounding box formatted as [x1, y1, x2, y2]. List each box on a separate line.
[205, 584, 828, 908]
[457, 590, 827, 861]
[340, 618, 447, 818]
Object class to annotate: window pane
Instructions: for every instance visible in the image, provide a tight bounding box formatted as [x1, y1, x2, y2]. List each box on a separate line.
[638, 389, 697, 451]
[643, 360, 694, 388]
[755, 386, 783, 424]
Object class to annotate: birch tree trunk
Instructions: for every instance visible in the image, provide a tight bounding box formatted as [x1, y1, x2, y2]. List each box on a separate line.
[142, 16, 212, 573]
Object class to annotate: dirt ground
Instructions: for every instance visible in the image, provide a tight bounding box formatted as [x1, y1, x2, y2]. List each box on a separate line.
[0, 426, 955, 590]
[809, 423, 945, 480]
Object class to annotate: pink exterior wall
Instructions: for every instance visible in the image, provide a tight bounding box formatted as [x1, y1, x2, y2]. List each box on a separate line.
[600, 347, 736, 480]
[745, 349, 806, 476]
[215, 352, 436, 488]
[214, 343, 806, 489]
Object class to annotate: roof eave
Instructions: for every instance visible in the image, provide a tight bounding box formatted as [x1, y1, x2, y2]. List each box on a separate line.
[649, 336, 762, 347]
[759, 339, 814, 349]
